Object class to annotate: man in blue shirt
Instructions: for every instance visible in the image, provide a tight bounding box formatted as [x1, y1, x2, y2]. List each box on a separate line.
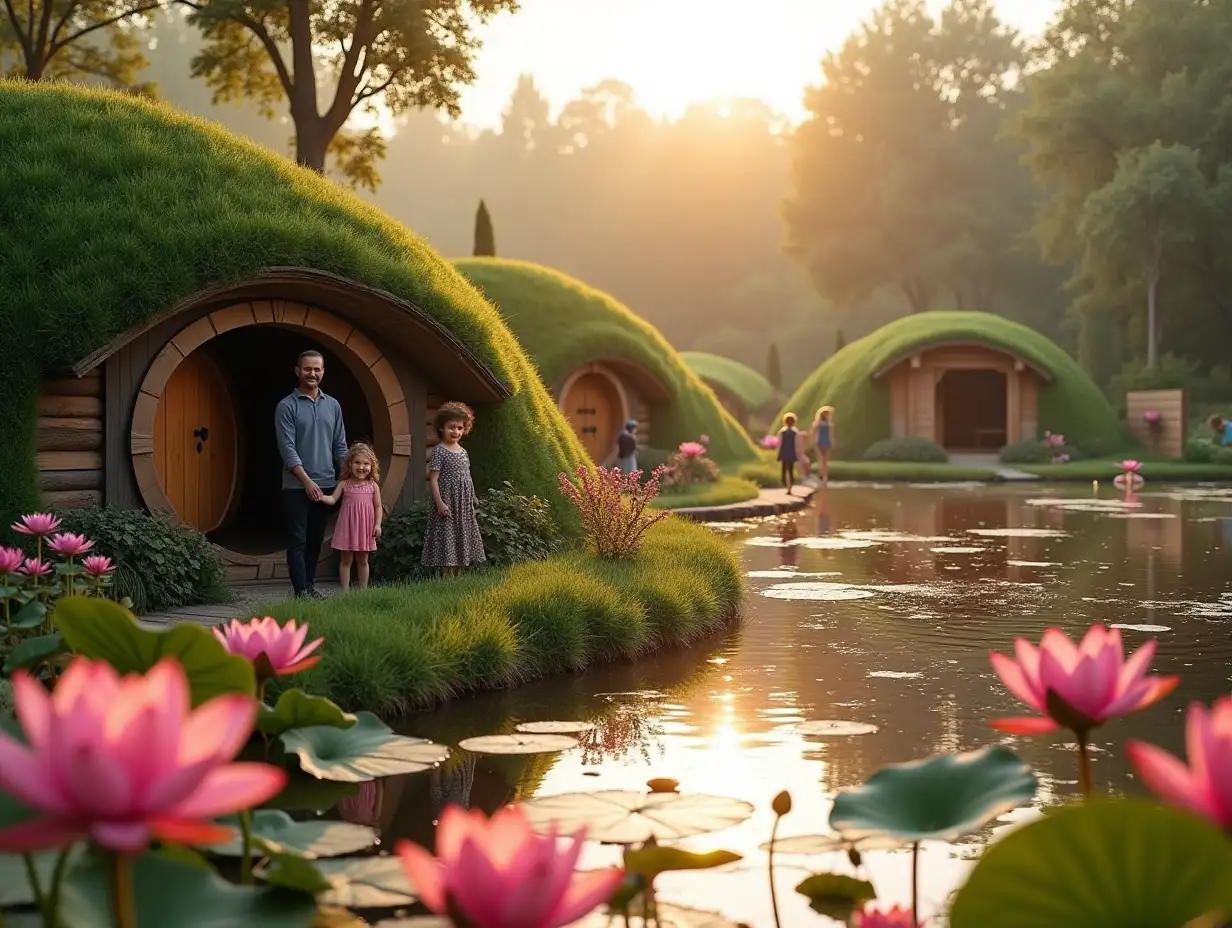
[276, 350, 348, 598]
[1208, 414, 1232, 447]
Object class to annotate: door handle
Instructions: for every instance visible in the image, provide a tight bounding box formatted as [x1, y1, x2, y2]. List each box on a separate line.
[193, 426, 209, 454]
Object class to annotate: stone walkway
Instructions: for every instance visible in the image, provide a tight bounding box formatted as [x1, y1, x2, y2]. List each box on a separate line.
[670, 486, 816, 522]
[139, 580, 341, 629]
[948, 452, 1039, 482]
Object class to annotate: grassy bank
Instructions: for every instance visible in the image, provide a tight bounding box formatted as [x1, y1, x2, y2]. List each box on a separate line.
[259, 519, 743, 718]
[1019, 460, 1232, 481]
[737, 461, 997, 485]
[652, 476, 761, 509]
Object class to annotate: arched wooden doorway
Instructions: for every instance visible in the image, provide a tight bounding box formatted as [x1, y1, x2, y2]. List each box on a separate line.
[561, 370, 623, 463]
[153, 348, 238, 532]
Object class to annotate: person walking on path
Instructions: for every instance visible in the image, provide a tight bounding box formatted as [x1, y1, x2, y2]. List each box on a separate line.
[777, 412, 803, 494]
[276, 349, 347, 598]
[615, 419, 639, 473]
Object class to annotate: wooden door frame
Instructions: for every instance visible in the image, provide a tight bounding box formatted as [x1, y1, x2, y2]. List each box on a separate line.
[556, 363, 631, 464]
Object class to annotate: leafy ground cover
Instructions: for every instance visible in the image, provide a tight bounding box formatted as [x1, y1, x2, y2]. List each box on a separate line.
[651, 476, 761, 509]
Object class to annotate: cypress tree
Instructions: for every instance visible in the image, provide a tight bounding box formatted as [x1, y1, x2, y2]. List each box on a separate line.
[473, 199, 496, 257]
[835, 329, 847, 353]
[767, 343, 782, 391]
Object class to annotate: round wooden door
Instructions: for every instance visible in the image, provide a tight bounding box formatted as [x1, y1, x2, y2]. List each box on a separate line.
[563, 372, 620, 463]
[153, 349, 238, 533]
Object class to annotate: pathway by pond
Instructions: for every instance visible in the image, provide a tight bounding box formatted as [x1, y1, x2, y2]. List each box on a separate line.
[351, 482, 1232, 926]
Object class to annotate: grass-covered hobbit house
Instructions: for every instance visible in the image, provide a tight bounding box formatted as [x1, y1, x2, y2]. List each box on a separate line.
[457, 259, 758, 466]
[1, 83, 591, 579]
[779, 312, 1127, 458]
[680, 351, 776, 428]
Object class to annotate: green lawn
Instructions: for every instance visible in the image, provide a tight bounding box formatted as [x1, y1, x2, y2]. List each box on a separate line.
[737, 460, 997, 486]
[1019, 460, 1232, 481]
[651, 476, 761, 509]
[259, 518, 742, 718]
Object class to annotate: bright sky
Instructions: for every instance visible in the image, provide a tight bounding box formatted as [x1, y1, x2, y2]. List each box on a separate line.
[454, 0, 1063, 128]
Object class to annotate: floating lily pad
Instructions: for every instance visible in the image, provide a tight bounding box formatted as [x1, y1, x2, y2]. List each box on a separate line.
[1006, 560, 1058, 568]
[829, 746, 1037, 844]
[257, 689, 357, 738]
[457, 733, 580, 754]
[967, 528, 1068, 538]
[930, 546, 985, 554]
[760, 583, 877, 602]
[746, 570, 842, 579]
[593, 690, 667, 699]
[514, 720, 597, 735]
[841, 531, 951, 543]
[796, 537, 882, 550]
[212, 810, 376, 858]
[759, 833, 905, 854]
[949, 800, 1232, 928]
[797, 720, 880, 737]
[1111, 623, 1171, 633]
[316, 856, 418, 909]
[518, 790, 754, 844]
[280, 711, 449, 782]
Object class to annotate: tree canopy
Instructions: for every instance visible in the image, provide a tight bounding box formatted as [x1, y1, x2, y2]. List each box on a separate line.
[1, 0, 160, 87]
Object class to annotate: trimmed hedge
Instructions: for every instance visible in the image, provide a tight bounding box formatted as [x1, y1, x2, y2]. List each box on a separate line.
[863, 436, 947, 463]
[0, 83, 588, 526]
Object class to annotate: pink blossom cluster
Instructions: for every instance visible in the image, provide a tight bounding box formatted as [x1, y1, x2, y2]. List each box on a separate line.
[558, 464, 670, 558]
[6, 513, 115, 586]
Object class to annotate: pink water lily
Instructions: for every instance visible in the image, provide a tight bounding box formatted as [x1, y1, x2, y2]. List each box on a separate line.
[396, 804, 624, 928]
[0, 546, 24, 575]
[213, 616, 323, 679]
[11, 513, 61, 537]
[18, 558, 52, 579]
[1119, 459, 1142, 473]
[855, 905, 923, 927]
[81, 555, 115, 578]
[47, 532, 94, 559]
[0, 657, 285, 853]
[1127, 696, 1232, 831]
[989, 625, 1179, 735]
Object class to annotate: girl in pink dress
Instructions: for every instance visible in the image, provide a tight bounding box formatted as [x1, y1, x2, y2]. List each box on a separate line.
[322, 442, 383, 591]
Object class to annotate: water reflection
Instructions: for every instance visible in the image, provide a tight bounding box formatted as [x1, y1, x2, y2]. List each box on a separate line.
[361, 483, 1232, 926]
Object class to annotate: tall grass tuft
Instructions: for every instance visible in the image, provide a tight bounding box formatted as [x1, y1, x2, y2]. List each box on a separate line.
[260, 519, 742, 717]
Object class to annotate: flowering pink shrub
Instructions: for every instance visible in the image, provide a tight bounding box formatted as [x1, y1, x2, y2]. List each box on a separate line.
[678, 441, 706, 458]
[663, 437, 721, 489]
[558, 465, 670, 557]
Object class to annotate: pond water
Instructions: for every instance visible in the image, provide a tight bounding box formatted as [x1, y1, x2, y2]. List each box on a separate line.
[349, 482, 1232, 926]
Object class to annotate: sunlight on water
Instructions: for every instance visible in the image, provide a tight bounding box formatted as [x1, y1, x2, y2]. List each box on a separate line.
[372, 483, 1232, 927]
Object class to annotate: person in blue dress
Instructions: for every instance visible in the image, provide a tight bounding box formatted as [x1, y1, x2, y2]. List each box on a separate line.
[811, 405, 835, 485]
[776, 413, 802, 494]
[1208, 415, 1232, 446]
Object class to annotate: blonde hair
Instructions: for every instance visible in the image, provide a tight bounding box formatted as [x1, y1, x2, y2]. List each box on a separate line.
[342, 442, 381, 484]
[782, 412, 797, 427]
[815, 405, 834, 423]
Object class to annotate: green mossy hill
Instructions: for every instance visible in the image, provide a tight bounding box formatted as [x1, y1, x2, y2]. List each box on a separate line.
[263, 518, 743, 717]
[456, 258, 759, 463]
[779, 312, 1130, 459]
[0, 82, 587, 522]
[680, 351, 776, 411]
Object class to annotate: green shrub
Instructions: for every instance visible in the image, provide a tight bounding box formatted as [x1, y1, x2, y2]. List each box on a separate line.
[1213, 446, 1232, 466]
[41, 507, 229, 614]
[1185, 437, 1216, 462]
[371, 482, 559, 582]
[1000, 436, 1083, 464]
[863, 436, 948, 463]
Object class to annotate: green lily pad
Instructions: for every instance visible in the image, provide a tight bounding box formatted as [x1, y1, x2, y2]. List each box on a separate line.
[315, 855, 418, 908]
[797, 720, 879, 737]
[949, 799, 1232, 928]
[9, 601, 47, 630]
[3, 632, 67, 674]
[212, 810, 377, 858]
[518, 790, 754, 844]
[458, 733, 579, 754]
[624, 846, 741, 880]
[795, 872, 878, 921]
[55, 848, 318, 927]
[514, 720, 597, 735]
[829, 746, 1036, 843]
[254, 850, 333, 895]
[54, 597, 256, 706]
[279, 712, 449, 782]
[258, 689, 357, 738]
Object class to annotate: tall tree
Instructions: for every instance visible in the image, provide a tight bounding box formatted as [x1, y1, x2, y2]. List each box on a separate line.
[766, 343, 782, 391]
[834, 329, 847, 353]
[179, 0, 518, 189]
[473, 199, 496, 257]
[1, 0, 161, 85]
[784, 0, 1028, 314]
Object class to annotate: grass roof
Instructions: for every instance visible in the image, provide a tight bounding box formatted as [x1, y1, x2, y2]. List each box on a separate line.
[778, 311, 1130, 458]
[456, 258, 758, 462]
[0, 82, 589, 521]
[680, 351, 775, 411]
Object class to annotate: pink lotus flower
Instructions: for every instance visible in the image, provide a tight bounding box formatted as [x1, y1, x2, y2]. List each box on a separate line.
[10, 513, 61, 537]
[0, 546, 24, 575]
[678, 441, 706, 458]
[81, 555, 115, 578]
[855, 905, 922, 927]
[1127, 696, 1232, 831]
[1144, 410, 1162, 424]
[761, 434, 780, 449]
[18, 558, 52, 579]
[699, 434, 710, 444]
[396, 805, 623, 928]
[989, 625, 1179, 735]
[47, 532, 94, 559]
[213, 616, 324, 679]
[1119, 459, 1142, 473]
[0, 657, 285, 853]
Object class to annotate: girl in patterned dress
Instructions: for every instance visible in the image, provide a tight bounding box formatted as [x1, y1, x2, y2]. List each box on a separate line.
[322, 442, 383, 591]
[422, 402, 486, 574]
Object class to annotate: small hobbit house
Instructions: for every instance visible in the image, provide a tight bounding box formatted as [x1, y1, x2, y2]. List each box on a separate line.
[680, 351, 776, 428]
[3, 83, 589, 579]
[456, 259, 758, 466]
[779, 312, 1128, 459]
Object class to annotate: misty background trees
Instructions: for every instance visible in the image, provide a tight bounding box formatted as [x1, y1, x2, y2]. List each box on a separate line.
[5, 0, 1230, 401]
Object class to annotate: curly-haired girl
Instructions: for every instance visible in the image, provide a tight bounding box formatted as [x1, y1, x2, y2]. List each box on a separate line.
[422, 401, 486, 573]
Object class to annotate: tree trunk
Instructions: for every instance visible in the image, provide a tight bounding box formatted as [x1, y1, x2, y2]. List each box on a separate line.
[1146, 269, 1159, 369]
[295, 120, 330, 174]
